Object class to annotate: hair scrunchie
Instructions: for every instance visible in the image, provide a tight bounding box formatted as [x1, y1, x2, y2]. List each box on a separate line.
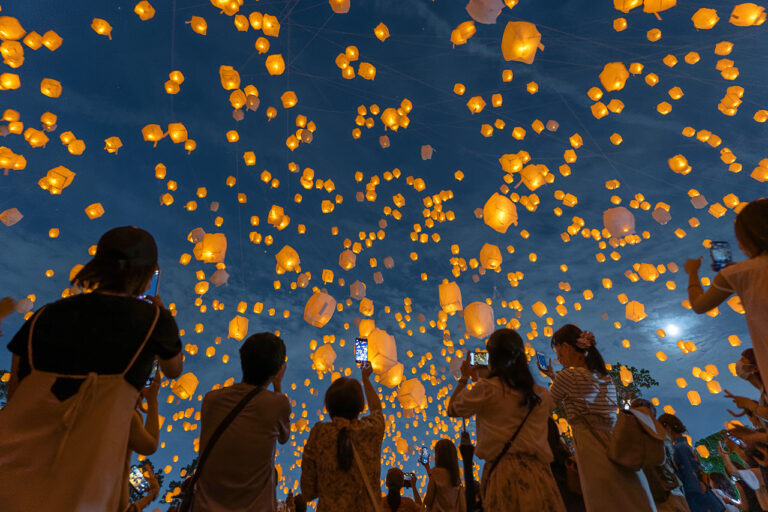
[576, 331, 596, 350]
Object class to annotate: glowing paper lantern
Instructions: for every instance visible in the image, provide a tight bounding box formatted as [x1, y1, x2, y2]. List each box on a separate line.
[450, 21, 477, 45]
[398, 378, 427, 410]
[84, 203, 105, 219]
[0, 16, 26, 40]
[644, 0, 677, 16]
[188, 16, 207, 35]
[464, 302, 494, 338]
[374, 23, 390, 41]
[479, 243, 502, 270]
[599, 62, 629, 91]
[482, 192, 518, 233]
[501, 21, 542, 64]
[625, 301, 647, 322]
[219, 65, 241, 90]
[40, 78, 62, 98]
[350, 280, 366, 300]
[171, 373, 198, 399]
[228, 315, 249, 340]
[91, 18, 113, 40]
[304, 290, 336, 328]
[359, 298, 374, 317]
[38, 165, 76, 195]
[603, 207, 636, 237]
[275, 245, 300, 273]
[380, 362, 404, 388]
[329, 0, 350, 13]
[519, 164, 549, 191]
[339, 249, 357, 270]
[265, 54, 285, 75]
[358, 319, 376, 337]
[466, 0, 505, 24]
[311, 344, 337, 372]
[692, 8, 719, 29]
[729, 3, 766, 26]
[193, 233, 228, 263]
[134, 1, 156, 20]
[438, 279, 463, 314]
[368, 328, 398, 374]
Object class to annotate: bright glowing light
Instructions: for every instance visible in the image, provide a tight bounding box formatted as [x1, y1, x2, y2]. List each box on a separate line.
[666, 324, 680, 336]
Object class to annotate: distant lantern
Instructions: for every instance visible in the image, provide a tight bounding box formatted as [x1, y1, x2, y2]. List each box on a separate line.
[304, 290, 336, 328]
[228, 315, 249, 340]
[438, 279, 463, 314]
[193, 233, 227, 263]
[275, 245, 300, 273]
[265, 54, 285, 75]
[134, 1, 156, 20]
[466, 0, 505, 24]
[171, 373, 198, 399]
[40, 78, 62, 98]
[482, 192, 518, 233]
[91, 18, 113, 39]
[350, 280, 366, 300]
[339, 249, 357, 270]
[0, 16, 26, 40]
[368, 328, 398, 374]
[464, 302, 494, 338]
[599, 62, 629, 91]
[329, 0, 350, 13]
[219, 65, 241, 90]
[625, 301, 647, 322]
[398, 378, 427, 410]
[668, 154, 692, 175]
[501, 21, 542, 64]
[84, 202, 105, 219]
[374, 22, 390, 41]
[729, 3, 766, 26]
[479, 243, 502, 270]
[692, 8, 719, 29]
[603, 206, 636, 237]
[380, 362, 404, 388]
[450, 21, 477, 45]
[312, 344, 337, 372]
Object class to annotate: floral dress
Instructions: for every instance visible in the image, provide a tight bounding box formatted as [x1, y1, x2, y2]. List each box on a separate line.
[301, 411, 385, 512]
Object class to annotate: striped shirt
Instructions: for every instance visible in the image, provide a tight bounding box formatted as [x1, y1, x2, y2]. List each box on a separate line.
[550, 367, 617, 427]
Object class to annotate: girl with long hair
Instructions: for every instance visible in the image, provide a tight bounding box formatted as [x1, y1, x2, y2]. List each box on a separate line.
[422, 439, 465, 512]
[448, 328, 566, 512]
[381, 468, 422, 512]
[547, 324, 656, 512]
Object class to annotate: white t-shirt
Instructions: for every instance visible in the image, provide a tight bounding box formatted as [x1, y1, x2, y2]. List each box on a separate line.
[448, 377, 553, 464]
[718, 255, 768, 389]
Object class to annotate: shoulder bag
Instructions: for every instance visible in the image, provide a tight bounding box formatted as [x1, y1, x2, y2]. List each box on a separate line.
[481, 404, 534, 494]
[352, 442, 383, 512]
[178, 386, 263, 512]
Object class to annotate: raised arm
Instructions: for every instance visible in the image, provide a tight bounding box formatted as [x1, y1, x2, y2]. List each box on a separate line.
[685, 258, 733, 314]
[361, 361, 381, 413]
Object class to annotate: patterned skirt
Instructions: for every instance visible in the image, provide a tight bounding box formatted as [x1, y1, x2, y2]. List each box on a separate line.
[481, 453, 567, 512]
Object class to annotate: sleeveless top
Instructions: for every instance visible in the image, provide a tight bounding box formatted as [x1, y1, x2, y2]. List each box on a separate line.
[0, 304, 159, 512]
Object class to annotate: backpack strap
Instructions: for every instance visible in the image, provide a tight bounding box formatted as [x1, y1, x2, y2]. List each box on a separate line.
[484, 404, 534, 481]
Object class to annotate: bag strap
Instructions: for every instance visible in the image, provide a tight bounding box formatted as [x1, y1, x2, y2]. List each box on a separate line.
[190, 386, 263, 484]
[486, 404, 534, 478]
[352, 442, 383, 512]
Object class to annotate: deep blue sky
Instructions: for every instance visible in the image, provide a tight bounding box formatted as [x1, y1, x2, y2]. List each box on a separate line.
[1, 0, 767, 503]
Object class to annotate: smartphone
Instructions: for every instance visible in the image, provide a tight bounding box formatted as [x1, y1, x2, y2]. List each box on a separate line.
[710, 241, 732, 271]
[403, 471, 416, 488]
[354, 337, 368, 366]
[419, 446, 430, 465]
[145, 359, 159, 387]
[138, 269, 161, 303]
[469, 350, 488, 367]
[728, 433, 747, 449]
[536, 352, 548, 369]
[129, 465, 150, 494]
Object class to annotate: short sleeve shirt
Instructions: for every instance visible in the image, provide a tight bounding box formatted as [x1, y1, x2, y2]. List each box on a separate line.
[301, 411, 386, 512]
[7, 293, 181, 391]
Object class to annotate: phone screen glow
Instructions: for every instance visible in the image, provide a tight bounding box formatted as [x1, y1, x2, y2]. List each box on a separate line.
[355, 337, 368, 364]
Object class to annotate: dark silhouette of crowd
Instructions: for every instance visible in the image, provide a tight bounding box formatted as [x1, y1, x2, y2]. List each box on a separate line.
[0, 198, 766, 511]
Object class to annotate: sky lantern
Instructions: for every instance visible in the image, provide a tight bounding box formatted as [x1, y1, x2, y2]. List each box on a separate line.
[380, 362, 404, 388]
[38, 166, 75, 195]
[483, 192, 518, 233]
[219, 65, 241, 90]
[450, 21, 477, 46]
[479, 243, 502, 269]
[339, 249, 356, 270]
[312, 344, 337, 372]
[374, 22, 390, 41]
[304, 290, 336, 328]
[613, 0, 642, 13]
[520, 164, 549, 191]
[358, 62, 376, 80]
[0, 73, 20, 90]
[692, 8, 719, 29]
[41, 30, 63, 51]
[729, 3, 766, 26]
[91, 18, 113, 39]
[0, 16, 26, 40]
[599, 62, 629, 91]
[193, 233, 227, 263]
[438, 279, 463, 314]
[329, 0, 350, 14]
[84, 203, 105, 219]
[625, 301, 647, 322]
[265, 54, 285, 75]
[40, 78, 62, 98]
[350, 280, 366, 300]
[262, 15, 280, 37]
[603, 206, 635, 237]
[0, 208, 23, 226]
[668, 154, 691, 175]
[187, 16, 207, 35]
[1, 40, 24, 68]
[466, 0, 505, 24]
[398, 379, 427, 410]
[103, 136, 122, 153]
[134, 1, 156, 20]
[275, 245, 300, 273]
[368, 328, 398, 374]
[501, 21, 542, 64]
[142, 124, 165, 146]
[359, 298, 374, 317]
[280, 91, 298, 108]
[167, 123, 188, 143]
[171, 373, 199, 400]
[643, 0, 677, 19]
[228, 315, 249, 340]
[464, 302, 494, 338]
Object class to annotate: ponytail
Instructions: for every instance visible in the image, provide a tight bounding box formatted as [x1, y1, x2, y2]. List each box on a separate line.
[337, 427, 353, 470]
[551, 324, 608, 376]
[386, 490, 401, 512]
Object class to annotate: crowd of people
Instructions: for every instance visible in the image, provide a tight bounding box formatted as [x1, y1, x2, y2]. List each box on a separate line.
[0, 197, 764, 512]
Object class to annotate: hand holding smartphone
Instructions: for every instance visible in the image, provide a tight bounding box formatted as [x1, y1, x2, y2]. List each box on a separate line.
[419, 446, 430, 465]
[138, 269, 161, 303]
[468, 350, 488, 367]
[129, 465, 151, 495]
[710, 241, 732, 271]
